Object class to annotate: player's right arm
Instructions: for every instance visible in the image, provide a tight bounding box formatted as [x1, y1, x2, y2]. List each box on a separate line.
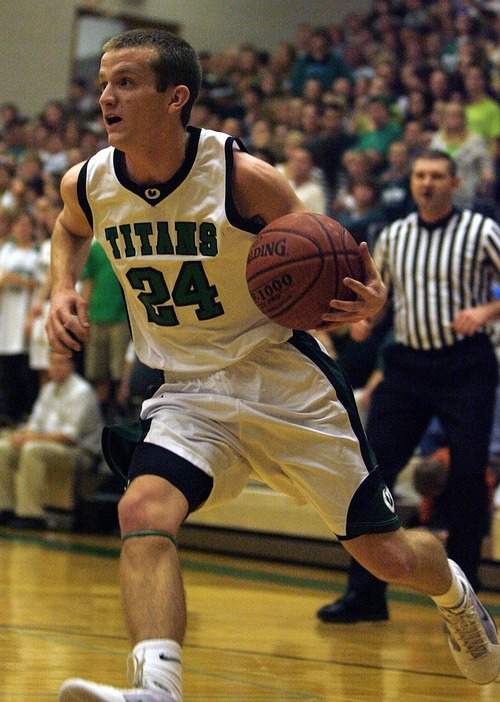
[46, 163, 94, 356]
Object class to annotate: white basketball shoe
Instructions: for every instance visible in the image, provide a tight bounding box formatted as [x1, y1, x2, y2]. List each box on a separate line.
[59, 679, 177, 702]
[438, 560, 500, 684]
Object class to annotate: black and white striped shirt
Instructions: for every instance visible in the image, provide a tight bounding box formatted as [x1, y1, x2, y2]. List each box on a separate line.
[374, 209, 500, 350]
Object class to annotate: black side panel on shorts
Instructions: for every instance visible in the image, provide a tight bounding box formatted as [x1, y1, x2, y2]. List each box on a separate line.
[289, 330, 401, 539]
[289, 330, 378, 473]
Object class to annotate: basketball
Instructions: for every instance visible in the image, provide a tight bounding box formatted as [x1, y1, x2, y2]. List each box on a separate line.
[246, 213, 364, 330]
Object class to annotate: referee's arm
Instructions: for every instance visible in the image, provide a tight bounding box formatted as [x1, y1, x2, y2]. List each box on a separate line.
[452, 299, 500, 336]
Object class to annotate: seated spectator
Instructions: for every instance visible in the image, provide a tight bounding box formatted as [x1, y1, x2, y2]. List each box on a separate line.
[402, 118, 426, 160]
[306, 100, 356, 196]
[335, 178, 387, 249]
[355, 95, 403, 173]
[379, 140, 415, 222]
[0, 210, 39, 426]
[463, 64, 500, 155]
[0, 162, 15, 209]
[0, 351, 102, 530]
[299, 100, 323, 141]
[430, 100, 495, 210]
[275, 129, 306, 177]
[81, 239, 131, 423]
[290, 26, 352, 96]
[25, 200, 62, 387]
[282, 146, 327, 213]
[331, 148, 373, 215]
[0, 207, 12, 251]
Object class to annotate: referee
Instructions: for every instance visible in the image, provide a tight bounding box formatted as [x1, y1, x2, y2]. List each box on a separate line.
[318, 149, 500, 623]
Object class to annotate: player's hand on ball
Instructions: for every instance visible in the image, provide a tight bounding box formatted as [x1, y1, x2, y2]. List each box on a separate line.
[317, 243, 387, 330]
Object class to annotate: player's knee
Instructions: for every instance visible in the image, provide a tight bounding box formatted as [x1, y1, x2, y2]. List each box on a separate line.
[118, 480, 184, 535]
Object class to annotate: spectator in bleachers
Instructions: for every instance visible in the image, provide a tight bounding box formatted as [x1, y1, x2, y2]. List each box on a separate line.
[39, 100, 67, 136]
[332, 148, 373, 217]
[306, 100, 356, 198]
[355, 95, 403, 174]
[463, 64, 500, 155]
[1, 118, 27, 163]
[429, 67, 455, 103]
[0, 162, 15, 209]
[299, 100, 323, 142]
[26, 199, 62, 387]
[430, 99, 495, 211]
[0, 210, 39, 426]
[379, 140, 415, 223]
[0, 102, 21, 135]
[81, 239, 131, 423]
[335, 177, 387, 249]
[0, 351, 102, 530]
[402, 118, 426, 159]
[282, 145, 327, 214]
[290, 26, 352, 96]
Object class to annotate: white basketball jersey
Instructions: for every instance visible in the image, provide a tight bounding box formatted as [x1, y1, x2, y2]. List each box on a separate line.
[78, 127, 291, 374]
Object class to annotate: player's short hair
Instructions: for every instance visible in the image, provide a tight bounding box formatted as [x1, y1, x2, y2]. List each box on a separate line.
[102, 28, 201, 127]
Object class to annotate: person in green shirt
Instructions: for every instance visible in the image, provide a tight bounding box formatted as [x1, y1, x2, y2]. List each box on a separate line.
[356, 96, 403, 175]
[463, 64, 500, 155]
[81, 238, 130, 421]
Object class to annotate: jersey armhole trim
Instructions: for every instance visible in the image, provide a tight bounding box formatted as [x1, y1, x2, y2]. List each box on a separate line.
[77, 160, 93, 229]
[224, 137, 264, 235]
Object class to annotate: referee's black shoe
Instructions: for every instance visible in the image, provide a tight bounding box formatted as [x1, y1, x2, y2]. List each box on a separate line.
[317, 590, 389, 623]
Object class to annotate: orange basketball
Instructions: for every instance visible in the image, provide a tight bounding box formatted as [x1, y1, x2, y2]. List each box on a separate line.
[246, 213, 364, 330]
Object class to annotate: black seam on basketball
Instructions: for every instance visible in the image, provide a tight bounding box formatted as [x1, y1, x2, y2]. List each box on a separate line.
[308, 213, 341, 298]
[309, 214, 360, 281]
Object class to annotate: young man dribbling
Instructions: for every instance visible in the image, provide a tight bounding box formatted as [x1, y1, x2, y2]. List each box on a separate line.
[47, 29, 499, 701]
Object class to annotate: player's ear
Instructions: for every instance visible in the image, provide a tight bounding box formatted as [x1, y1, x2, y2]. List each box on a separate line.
[168, 85, 190, 109]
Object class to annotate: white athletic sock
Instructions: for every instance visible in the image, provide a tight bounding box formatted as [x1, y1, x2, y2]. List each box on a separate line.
[132, 639, 183, 701]
[431, 566, 466, 610]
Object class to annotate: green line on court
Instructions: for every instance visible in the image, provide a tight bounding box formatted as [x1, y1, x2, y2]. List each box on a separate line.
[0, 531, 498, 615]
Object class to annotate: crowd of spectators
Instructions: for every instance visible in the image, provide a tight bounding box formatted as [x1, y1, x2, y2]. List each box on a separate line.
[0, 1, 498, 526]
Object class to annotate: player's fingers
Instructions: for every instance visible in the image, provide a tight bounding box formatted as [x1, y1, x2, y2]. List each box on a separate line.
[46, 323, 76, 357]
[74, 298, 90, 330]
[342, 277, 370, 297]
[65, 311, 90, 343]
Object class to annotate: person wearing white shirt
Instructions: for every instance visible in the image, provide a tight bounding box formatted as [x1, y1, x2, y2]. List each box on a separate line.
[283, 146, 327, 214]
[0, 351, 103, 529]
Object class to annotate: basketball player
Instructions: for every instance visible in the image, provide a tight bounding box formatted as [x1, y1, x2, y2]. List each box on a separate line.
[46, 30, 500, 701]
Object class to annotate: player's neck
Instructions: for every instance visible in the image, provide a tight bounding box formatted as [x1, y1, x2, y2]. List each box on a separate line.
[124, 130, 188, 185]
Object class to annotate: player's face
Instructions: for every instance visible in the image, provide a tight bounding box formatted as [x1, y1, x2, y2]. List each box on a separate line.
[410, 157, 458, 218]
[98, 47, 173, 149]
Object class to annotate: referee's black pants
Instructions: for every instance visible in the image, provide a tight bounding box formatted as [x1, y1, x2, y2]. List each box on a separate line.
[348, 333, 498, 595]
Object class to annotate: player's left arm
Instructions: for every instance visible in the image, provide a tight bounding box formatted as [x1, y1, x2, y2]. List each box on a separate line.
[232, 150, 387, 328]
[232, 149, 309, 222]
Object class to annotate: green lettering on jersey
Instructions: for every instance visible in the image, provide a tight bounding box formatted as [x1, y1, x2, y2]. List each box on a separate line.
[104, 226, 120, 259]
[199, 222, 218, 256]
[120, 224, 135, 258]
[173, 261, 223, 320]
[157, 221, 174, 255]
[134, 222, 153, 256]
[126, 262, 223, 326]
[175, 221, 197, 255]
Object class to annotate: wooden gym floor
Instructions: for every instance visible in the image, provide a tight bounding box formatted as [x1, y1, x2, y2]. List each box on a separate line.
[0, 528, 499, 701]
